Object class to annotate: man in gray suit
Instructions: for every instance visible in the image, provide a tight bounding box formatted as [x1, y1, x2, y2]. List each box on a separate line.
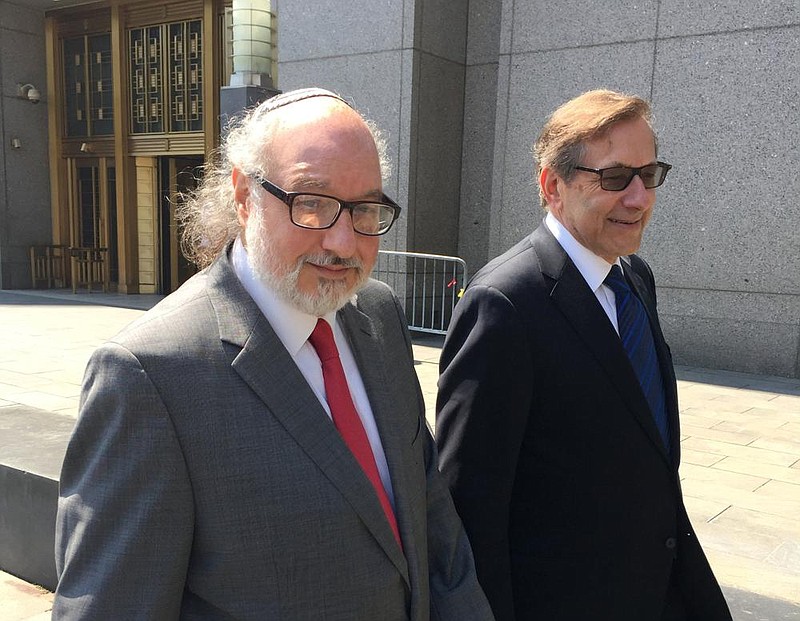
[54, 88, 493, 620]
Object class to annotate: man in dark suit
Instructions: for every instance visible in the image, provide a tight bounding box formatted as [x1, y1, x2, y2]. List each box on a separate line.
[54, 88, 493, 620]
[436, 90, 731, 620]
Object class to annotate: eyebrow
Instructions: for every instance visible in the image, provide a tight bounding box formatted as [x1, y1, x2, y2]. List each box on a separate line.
[601, 159, 658, 168]
[291, 177, 326, 190]
[284, 176, 384, 201]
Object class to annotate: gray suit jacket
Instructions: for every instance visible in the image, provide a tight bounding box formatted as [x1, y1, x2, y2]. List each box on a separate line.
[54, 250, 492, 620]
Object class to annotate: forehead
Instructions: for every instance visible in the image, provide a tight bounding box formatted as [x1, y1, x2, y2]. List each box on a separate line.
[583, 116, 656, 164]
[265, 100, 380, 184]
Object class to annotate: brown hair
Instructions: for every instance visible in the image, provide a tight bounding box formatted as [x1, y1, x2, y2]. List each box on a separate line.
[534, 89, 655, 208]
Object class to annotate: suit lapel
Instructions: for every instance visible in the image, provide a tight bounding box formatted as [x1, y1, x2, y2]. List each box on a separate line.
[337, 303, 410, 577]
[532, 224, 670, 465]
[206, 255, 409, 583]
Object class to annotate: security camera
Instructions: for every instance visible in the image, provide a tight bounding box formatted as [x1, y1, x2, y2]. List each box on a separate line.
[17, 83, 41, 104]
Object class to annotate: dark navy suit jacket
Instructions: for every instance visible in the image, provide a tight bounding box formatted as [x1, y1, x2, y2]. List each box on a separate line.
[436, 222, 731, 620]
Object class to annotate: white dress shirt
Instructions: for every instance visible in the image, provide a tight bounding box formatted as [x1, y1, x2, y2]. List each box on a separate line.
[545, 212, 623, 334]
[231, 238, 396, 507]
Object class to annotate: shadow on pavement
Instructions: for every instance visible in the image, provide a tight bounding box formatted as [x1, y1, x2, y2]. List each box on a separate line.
[724, 586, 800, 620]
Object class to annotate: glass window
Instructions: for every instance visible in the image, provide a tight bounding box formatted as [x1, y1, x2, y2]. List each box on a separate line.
[63, 34, 113, 137]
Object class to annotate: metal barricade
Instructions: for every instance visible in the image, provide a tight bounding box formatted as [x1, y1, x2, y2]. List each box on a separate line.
[373, 250, 468, 335]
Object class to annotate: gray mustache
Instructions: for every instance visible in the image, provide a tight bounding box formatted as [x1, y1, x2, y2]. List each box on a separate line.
[304, 254, 363, 270]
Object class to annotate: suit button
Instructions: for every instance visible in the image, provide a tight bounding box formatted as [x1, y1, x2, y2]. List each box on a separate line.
[665, 537, 677, 550]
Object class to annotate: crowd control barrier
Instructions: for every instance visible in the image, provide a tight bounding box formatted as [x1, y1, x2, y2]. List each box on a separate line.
[373, 250, 468, 335]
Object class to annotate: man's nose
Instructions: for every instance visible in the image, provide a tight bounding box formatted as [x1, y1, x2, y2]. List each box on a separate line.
[621, 174, 653, 209]
[321, 210, 358, 257]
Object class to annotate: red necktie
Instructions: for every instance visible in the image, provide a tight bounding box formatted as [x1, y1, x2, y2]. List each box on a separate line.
[308, 319, 402, 547]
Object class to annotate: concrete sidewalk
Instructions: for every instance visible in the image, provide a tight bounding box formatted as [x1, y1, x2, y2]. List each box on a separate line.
[1, 289, 799, 620]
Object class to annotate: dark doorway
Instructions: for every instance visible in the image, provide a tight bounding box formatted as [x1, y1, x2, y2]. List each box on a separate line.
[159, 156, 203, 293]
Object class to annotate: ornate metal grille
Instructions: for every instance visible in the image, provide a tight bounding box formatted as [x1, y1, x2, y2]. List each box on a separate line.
[168, 21, 203, 132]
[129, 20, 203, 134]
[130, 25, 164, 133]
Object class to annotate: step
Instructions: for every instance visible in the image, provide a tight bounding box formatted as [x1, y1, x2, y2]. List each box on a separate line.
[0, 405, 74, 591]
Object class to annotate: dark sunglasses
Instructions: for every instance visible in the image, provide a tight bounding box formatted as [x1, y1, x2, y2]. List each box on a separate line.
[573, 161, 672, 191]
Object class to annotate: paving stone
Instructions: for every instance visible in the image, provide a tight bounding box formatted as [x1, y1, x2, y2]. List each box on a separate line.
[680, 384, 743, 399]
[0, 371, 54, 390]
[711, 505, 798, 538]
[712, 416, 788, 433]
[680, 462, 768, 491]
[713, 551, 800, 606]
[682, 436, 798, 467]
[681, 447, 727, 467]
[766, 540, 800, 575]
[0, 391, 78, 413]
[0, 570, 53, 620]
[680, 422, 762, 446]
[772, 394, 800, 410]
[675, 367, 752, 388]
[686, 398, 755, 414]
[681, 480, 800, 520]
[680, 412, 724, 429]
[694, 516, 784, 563]
[712, 456, 800, 486]
[683, 495, 730, 523]
[750, 436, 800, 457]
[712, 388, 786, 402]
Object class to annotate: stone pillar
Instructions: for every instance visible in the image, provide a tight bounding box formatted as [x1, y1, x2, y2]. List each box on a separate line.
[220, 0, 280, 131]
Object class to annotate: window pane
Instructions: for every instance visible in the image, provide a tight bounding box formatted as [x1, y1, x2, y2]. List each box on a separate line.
[89, 34, 113, 135]
[64, 37, 88, 137]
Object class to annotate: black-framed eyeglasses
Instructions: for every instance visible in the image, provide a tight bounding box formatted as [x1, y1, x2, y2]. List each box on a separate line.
[573, 161, 672, 191]
[254, 177, 401, 236]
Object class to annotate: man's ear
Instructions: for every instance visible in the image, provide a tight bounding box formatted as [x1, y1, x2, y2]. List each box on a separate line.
[232, 168, 250, 227]
[540, 166, 564, 216]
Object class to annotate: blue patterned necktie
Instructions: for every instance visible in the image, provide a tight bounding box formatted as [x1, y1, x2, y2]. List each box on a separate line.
[604, 264, 670, 453]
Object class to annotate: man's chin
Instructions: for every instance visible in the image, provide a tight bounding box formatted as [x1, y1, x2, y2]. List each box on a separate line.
[251, 254, 369, 316]
[284, 278, 364, 316]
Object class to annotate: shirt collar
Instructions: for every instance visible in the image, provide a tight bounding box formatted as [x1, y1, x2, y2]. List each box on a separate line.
[544, 212, 619, 291]
[231, 237, 337, 356]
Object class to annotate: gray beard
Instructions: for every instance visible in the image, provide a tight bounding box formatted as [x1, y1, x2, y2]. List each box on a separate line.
[245, 205, 369, 316]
